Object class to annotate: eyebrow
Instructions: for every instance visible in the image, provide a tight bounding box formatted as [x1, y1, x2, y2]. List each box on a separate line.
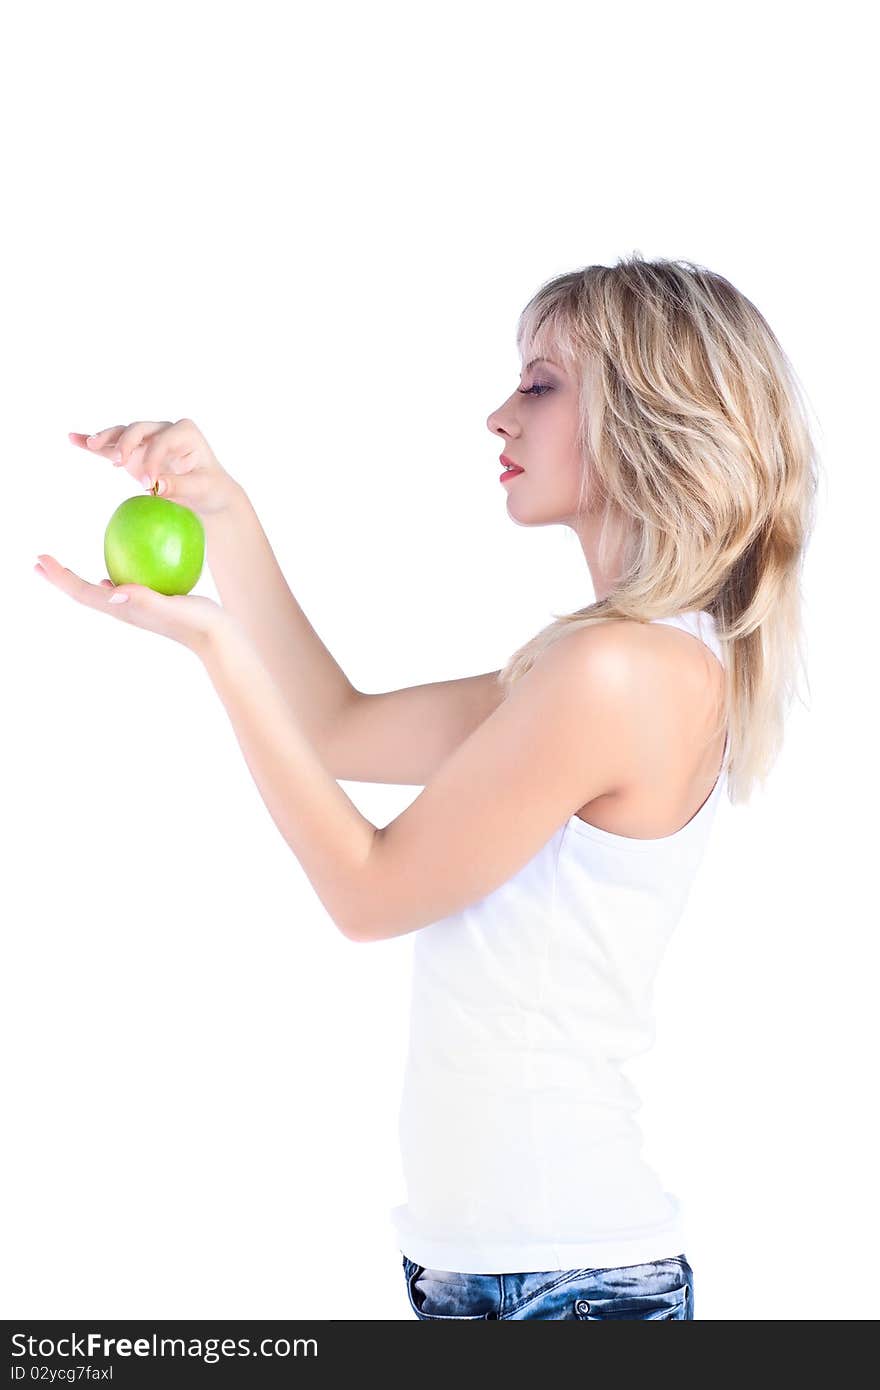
[522, 356, 561, 372]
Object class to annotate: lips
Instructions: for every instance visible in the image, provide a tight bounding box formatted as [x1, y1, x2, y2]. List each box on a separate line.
[500, 455, 524, 474]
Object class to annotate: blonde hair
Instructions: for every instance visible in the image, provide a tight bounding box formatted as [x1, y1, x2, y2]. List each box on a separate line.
[497, 254, 822, 804]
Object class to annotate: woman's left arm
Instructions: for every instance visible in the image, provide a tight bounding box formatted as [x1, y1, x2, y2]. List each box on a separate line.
[36, 554, 641, 946]
[35, 552, 378, 939]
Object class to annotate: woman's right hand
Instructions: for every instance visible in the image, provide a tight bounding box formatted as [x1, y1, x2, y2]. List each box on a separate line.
[68, 418, 241, 518]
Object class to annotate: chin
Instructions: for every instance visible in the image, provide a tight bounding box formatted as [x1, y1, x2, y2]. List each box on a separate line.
[506, 496, 566, 527]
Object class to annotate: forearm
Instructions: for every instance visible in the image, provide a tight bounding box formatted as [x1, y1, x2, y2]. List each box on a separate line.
[197, 615, 378, 936]
[203, 484, 359, 748]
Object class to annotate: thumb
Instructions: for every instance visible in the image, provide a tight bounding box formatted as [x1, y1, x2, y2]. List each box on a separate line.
[150, 468, 219, 518]
[152, 472, 203, 505]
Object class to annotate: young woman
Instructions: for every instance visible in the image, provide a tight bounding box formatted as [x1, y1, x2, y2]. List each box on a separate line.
[39, 254, 819, 1320]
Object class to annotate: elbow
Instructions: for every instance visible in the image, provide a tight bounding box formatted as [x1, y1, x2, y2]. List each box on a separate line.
[337, 914, 375, 944]
[337, 830, 388, 942]
[340, 911, 405, 944]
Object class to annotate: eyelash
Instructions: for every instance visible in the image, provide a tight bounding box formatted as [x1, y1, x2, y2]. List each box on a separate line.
[518, 382, 551, 397]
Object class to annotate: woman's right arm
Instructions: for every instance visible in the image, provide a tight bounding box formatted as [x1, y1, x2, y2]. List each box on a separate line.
[202, 484, 360, 753]
[73, 419, 504, 780]
[319, 668, 505, 785]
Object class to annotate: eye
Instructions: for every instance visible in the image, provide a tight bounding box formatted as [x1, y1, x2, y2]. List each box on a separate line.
[517, 382, 552, 397]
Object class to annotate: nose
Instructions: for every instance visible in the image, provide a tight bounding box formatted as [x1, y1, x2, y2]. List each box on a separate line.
[486, 403, 511, 437]
[487, 380, 525, 436]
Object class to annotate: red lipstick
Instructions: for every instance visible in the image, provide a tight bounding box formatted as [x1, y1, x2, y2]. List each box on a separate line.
[500, 454, 524, 482]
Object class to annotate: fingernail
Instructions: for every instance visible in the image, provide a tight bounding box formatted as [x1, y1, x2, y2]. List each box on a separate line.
[108, 592, 129, 604]
[113, 450, 122, 464]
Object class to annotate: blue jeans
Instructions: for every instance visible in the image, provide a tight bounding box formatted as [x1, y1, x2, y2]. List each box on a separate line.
[402, 1253, 694, 1320]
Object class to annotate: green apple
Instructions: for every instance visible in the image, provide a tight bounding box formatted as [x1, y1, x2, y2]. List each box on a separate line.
[104, 493, 205, 595]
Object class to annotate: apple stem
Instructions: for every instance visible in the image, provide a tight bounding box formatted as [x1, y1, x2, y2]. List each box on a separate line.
[150, 480, 160, 496]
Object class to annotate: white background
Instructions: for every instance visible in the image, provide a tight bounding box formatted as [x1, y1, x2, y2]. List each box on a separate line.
[3, 0, 877, 1321]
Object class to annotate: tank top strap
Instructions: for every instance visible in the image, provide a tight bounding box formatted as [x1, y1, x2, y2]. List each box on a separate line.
[650, 610, 730, 776]
[648, 609, 725, 669]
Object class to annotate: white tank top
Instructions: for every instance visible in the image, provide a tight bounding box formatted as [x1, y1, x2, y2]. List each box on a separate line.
[389, 610, 729, 1274]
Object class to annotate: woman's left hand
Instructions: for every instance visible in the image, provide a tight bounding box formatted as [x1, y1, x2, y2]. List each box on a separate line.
[34, 553, 227, 653]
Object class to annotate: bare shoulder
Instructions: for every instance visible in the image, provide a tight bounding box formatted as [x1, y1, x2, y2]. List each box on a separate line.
[523, 618, 643, 672]
[543, 615, 720, 683]
[502, 621, 663, 794]
[527, 615, 723, 774]
[524, 618, 680, 688]
[510, 617, 721, 737]
[500, 622, 635, 721]
[549, 617, 727, 832]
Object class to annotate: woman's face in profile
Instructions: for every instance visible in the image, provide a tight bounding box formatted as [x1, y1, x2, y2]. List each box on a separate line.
[486, 353, 587, 527]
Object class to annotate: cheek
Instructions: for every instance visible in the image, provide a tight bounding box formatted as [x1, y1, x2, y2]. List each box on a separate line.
[546, 448, 586, 504]
[542, 410, 583, 483]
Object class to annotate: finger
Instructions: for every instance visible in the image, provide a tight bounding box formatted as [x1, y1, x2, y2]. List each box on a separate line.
[35, 554, 112, 609]
[73, 425, 144, 478]
[147, 432, 213, 503]
[140, 421, 198, 488]
[81, 426, 126, 452]
[149, 467, 210, 504]
[91, 422, 170, 471]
